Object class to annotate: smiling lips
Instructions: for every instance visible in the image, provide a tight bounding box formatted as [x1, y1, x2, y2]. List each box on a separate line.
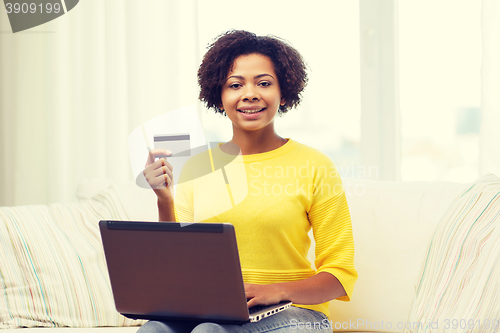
[237, 107, 266, 114]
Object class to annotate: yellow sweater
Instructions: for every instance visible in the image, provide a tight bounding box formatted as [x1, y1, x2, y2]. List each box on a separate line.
[174, 139, 357, 318]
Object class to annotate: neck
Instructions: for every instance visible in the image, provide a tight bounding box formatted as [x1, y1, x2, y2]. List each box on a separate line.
[226, 126, 287, 155]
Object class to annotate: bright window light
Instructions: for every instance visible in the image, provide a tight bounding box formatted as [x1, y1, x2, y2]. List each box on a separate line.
[399, 0, 481, 182]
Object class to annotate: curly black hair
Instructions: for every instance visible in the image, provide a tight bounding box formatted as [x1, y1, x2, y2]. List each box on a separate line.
[198, 30, 308, 115]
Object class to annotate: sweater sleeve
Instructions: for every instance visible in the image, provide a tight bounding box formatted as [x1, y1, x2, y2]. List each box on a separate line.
[308, 161, 358, 301]
[173, 163, 194, 222]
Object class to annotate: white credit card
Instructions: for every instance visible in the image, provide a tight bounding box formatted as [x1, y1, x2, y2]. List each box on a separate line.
[154, 134, 191, 157]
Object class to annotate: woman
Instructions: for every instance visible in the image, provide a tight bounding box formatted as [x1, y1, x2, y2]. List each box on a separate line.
[141, 30, 357, 332]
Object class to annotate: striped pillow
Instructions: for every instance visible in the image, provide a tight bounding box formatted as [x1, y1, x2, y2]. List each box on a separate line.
[0, 187, 146, 328]
[405, 174, 500, 333]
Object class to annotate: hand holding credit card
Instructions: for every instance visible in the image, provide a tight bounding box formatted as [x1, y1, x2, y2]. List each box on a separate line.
[142, 134, 191, 191]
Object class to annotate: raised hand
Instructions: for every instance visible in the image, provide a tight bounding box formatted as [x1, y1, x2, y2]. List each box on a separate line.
[143, 149, 173, 192]
[143, 149, 177, 222]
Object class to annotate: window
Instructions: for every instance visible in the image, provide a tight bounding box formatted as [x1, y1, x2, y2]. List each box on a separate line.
[399, 1, 481, 182]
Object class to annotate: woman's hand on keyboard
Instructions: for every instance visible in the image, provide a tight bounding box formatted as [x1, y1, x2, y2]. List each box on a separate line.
[245, 283, 287, 308]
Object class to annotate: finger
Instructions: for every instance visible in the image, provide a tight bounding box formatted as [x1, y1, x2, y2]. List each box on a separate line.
[161, 158, 174, 174]
[144, 165, 173, 189]
[154, 159, 174, 181]
[143, 160, 159, 176]
[158, 159, 174, 187]
[145, 149, 172, 167]
[144, 158, 173, 178]
[144, 155, 165, 173]
[247, 297, 259, 308]
[151, 148, 172, 157]
[147, 172, 172, 190]
[142, 161, 163, 184]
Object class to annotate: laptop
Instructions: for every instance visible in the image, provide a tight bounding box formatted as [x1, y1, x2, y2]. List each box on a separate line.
[99, 221, 292, 324]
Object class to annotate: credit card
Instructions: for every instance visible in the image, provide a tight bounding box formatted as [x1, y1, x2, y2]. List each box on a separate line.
[154, 134, 191, 157]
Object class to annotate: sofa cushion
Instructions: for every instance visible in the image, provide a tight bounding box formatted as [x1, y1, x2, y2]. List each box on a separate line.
[77, 179, 158, 222]
[405, 174, 500, 332]
[329, 178, 469, 332]
[0, 186, 146, 328]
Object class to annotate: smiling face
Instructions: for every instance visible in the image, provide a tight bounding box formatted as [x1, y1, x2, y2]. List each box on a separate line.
[221, 53, 285, 135]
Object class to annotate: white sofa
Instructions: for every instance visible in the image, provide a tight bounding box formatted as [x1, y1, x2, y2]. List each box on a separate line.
[1, 176, 499, 332]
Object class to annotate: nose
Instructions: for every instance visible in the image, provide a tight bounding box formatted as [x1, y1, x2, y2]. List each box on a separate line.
[241, 85, 260, 101]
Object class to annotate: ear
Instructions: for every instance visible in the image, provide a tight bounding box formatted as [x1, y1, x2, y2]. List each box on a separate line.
[280, 97, 286, 106]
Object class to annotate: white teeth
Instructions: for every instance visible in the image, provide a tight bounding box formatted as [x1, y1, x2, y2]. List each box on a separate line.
[238, 109, 263, 114]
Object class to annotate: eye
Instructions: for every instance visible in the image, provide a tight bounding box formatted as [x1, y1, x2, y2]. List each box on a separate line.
[258, 81, 271, 87]
[229, 83, 242, 89]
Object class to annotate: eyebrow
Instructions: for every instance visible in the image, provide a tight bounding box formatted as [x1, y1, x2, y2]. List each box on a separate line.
[226, 73, 275, 82]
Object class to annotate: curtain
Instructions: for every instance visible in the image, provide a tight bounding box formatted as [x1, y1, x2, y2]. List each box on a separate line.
[480, 0, 500, 176]
[7, 1, 496, 206]
[0, 0, 199, 206]
[2, 0, 364, 206]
